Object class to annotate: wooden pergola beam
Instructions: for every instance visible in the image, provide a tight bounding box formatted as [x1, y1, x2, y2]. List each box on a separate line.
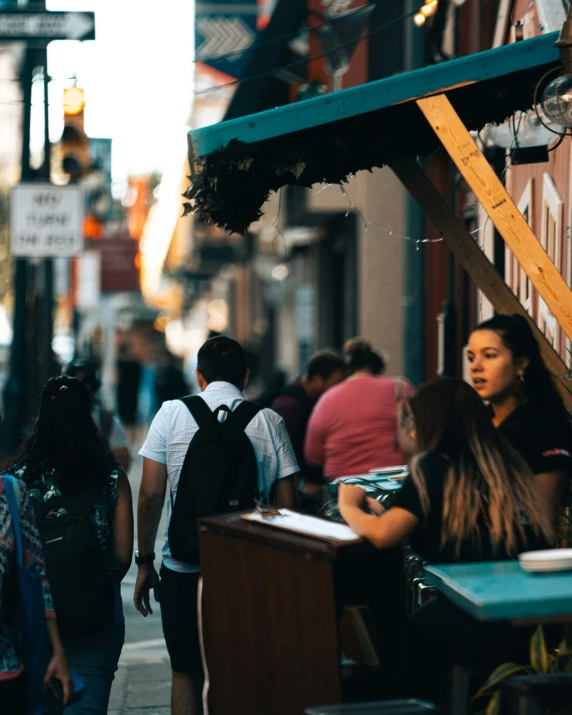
[390, 157, 572, 410]
[416, 93, 572, 343]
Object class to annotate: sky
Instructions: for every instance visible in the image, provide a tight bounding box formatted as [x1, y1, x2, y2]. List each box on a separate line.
[45, 0, 195, 188]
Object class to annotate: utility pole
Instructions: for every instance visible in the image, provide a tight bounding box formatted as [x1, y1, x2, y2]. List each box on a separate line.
[3, 2, 54, 454]
[2, 45, 34, 456]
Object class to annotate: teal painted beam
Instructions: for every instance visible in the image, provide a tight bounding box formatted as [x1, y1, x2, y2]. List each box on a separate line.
[190, 32, 560, 158]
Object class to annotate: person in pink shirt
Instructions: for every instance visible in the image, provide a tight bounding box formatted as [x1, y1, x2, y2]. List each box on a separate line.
[304, 338, 414, 480]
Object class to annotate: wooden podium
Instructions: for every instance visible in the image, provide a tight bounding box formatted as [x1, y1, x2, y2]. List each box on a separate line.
[198, 513, 405, 715]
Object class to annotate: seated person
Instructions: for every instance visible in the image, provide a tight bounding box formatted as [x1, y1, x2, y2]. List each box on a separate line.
[338, 378, 554, 707]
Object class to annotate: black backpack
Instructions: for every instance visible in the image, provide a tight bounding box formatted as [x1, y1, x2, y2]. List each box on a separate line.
[168, 396, 262, 564]
[32, 488, 115, 637]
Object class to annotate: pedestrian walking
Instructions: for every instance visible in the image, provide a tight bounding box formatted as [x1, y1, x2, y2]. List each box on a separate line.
[468, 314, 572, 530]
[0, 473, 72, 713]
[134, 335, 299, 715]
[116, 344, 142, 445]
[9, 375, 134, 714]
[65, 358, 131, 473]
[338, 378, 554, 707]
[270, 349, 345, 506]
[304, 338, 414, 479]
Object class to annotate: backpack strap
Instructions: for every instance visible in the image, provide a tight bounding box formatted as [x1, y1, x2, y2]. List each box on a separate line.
[228, 401, 262, 432]
[3, 475, 23, 567]
[180, 395, 217, 429]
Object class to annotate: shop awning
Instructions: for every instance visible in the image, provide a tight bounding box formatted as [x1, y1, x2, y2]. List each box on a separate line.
[186, 30, 572, 408]
[187, 32, 560, 234]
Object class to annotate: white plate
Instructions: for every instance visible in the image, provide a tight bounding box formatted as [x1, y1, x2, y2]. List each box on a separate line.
[520, 561, 572, 573]
[519, 548, 572, 563]
[519, 548, 572, 572]
[369, 465, 408, 475]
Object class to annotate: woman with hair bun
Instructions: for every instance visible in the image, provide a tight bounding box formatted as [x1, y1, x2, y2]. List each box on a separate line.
[304, 338, 414, 479]
[467, 314, 572, 529]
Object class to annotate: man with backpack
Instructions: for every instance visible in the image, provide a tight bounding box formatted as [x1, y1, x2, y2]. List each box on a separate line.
[134, 336, 298, 715]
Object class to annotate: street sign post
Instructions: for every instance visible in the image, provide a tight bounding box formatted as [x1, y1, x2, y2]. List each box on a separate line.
[10, 184, 84, 258]
[0, 10, 95, 42]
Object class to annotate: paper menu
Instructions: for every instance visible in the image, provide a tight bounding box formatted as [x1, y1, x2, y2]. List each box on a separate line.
[241, 509, 362, 543]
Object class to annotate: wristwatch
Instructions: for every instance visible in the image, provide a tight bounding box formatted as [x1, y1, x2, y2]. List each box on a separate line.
[135, 551, 155, 565]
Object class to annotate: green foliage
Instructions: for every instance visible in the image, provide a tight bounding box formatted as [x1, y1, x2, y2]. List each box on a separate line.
[471, 626, 572, 714]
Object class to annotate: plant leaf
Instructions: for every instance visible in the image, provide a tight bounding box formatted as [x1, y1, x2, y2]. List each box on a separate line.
[530, 625, 550, 673]
[474, 662, 530, 699]
[485, 690, 500, 715]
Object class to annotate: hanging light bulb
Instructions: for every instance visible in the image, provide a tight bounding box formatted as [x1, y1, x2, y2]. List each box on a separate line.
[541, 6, 572, 126]
[542, 76, 572, 126]
[413, 12, 426, 26]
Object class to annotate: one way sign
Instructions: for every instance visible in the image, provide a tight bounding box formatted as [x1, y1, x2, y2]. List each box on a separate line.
[0, 10, 95, 42]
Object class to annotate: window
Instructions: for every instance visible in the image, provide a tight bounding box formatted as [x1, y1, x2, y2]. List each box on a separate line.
[506, 179, 534, 315]
[539, 173, 563, 352]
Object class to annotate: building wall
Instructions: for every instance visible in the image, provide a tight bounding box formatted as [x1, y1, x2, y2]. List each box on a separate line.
[502, 0, 572, 366]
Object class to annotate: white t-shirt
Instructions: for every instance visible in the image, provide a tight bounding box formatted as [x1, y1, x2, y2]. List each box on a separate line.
[139, 381, 299, 573]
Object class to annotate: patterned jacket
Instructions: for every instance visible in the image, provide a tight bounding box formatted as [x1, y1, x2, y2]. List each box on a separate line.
[0, 477, 55, 680]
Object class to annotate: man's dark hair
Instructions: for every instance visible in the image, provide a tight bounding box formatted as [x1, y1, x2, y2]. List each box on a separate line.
[306, 349, 346, 381]
[197, 336, 248, 389]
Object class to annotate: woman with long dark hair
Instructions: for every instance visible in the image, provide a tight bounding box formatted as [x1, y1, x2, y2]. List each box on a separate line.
[9, 375, 134, 714]
[467, 314, 572, 528]
[338, 378, 553, 705]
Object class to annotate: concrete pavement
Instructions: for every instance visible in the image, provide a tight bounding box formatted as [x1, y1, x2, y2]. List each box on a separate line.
[109, 453, 171, 714]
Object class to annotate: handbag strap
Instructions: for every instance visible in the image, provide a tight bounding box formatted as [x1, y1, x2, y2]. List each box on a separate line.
[3, 475, 24, 567]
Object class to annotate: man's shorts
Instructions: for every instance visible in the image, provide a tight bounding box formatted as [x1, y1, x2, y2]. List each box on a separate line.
[159, 565, 203, 674]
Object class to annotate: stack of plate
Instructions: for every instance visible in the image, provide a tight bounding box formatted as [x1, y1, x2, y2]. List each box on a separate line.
[369, 466, 409, 481]
[519, 548, 572, 573]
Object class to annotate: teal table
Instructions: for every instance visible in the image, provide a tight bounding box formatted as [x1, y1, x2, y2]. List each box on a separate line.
[424, 561, 572, 622]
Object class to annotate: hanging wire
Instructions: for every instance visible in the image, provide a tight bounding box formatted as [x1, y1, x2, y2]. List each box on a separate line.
[192, 7, 419, 97]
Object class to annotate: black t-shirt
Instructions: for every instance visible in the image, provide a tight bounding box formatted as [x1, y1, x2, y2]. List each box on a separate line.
[497, 402, 572, 477]
[392, 452, 550, 564]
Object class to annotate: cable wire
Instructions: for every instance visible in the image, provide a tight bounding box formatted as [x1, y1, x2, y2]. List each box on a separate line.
[192, 7, 419, 97]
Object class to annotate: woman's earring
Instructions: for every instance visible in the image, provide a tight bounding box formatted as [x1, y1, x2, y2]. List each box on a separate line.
[519, 372, 525, 383]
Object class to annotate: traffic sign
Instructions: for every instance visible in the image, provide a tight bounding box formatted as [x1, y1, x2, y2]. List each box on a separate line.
[196, 1, 257, 80]
[10, 184, 84, 258]
[0, 10, 95, 42]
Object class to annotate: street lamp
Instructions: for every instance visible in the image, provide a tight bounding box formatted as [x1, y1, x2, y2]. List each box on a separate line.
[541, 6, 572, 126]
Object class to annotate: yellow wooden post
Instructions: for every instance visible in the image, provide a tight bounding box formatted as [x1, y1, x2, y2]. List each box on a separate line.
[417, 93, 572, 342]
[390, 157, 572, 408]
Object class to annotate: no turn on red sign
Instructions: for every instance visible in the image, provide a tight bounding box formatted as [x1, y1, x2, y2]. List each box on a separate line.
[10, 184, 84, 258]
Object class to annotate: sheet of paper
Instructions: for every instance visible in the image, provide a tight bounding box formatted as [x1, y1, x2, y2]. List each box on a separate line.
[242, 508, 361, 543]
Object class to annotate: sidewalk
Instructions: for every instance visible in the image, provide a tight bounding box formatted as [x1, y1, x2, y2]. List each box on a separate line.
[109, 661, 171, 715]
[109, 453, 171, 714]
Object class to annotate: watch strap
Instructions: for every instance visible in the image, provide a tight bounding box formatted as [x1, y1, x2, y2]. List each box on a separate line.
[135, 551, 155, 565]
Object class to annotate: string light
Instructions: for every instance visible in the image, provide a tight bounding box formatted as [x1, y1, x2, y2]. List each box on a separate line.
[414, 0, 438, 25]
[421, 0, 438, 17]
